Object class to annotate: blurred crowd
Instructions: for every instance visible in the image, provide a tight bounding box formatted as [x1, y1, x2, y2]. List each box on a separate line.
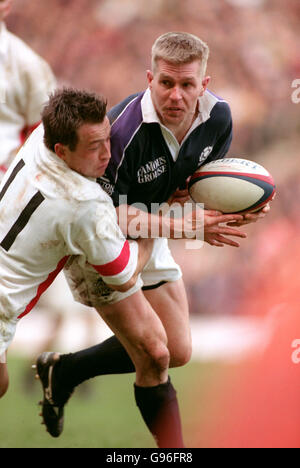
[5, 0, 300, 321]
[7, 0, 300, 154]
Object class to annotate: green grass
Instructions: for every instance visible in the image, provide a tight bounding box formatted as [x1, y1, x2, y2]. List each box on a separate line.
[0, 355, 225, 448]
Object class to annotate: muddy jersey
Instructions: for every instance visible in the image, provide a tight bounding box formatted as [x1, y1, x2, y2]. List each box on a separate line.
[0, 125, 138, 355]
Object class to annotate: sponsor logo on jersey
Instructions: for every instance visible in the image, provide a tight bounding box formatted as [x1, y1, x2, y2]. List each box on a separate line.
[98, 177, 115, 196]
[137, 157, 167, 184]
[198, 146, 213, 167]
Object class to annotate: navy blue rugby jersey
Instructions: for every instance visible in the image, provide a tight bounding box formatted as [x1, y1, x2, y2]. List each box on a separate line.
[98, 89, 232, 211]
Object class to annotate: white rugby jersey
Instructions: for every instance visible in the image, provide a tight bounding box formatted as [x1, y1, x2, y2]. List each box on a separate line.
[0, 125, 138, 355]
[0, 21, 56, 176]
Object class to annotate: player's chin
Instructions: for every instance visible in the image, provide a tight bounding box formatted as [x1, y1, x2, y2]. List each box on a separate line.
[96, 168, 108, 178]
[84, 166, 108, 178]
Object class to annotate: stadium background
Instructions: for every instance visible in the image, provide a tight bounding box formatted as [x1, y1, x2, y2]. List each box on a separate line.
[1, 0, 300, 448]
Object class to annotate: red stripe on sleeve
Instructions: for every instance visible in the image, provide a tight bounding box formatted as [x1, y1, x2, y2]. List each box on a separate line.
[92, 241, 130, 277]
[18, 256, 69, 320]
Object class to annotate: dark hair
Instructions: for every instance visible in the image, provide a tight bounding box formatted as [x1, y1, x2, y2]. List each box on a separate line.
[42, 88, 107, 152]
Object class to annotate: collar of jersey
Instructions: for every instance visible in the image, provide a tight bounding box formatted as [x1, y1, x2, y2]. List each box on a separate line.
[141, 87, 214, 158]
[26, 124, 102, 202]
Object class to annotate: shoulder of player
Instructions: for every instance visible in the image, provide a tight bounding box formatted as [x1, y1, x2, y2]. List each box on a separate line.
[108, 92, 144, 126]
[107, 93, 144, 169]
[204, 91, 232, 126]
[6, 29, 53, 72]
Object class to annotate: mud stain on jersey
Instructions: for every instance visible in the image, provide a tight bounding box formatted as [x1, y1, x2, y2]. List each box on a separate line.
[40, 240, 61, 249]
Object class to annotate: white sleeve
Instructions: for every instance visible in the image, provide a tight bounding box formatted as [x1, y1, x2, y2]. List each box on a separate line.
[75, 200, 138, 286]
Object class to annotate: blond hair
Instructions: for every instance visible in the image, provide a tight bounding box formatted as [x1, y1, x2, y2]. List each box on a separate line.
[151, 32, 209, 77]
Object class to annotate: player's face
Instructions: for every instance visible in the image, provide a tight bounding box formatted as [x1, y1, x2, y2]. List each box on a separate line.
[56, 117, 111, 178]
[147, 59, 209, 134]
[0, 0, 12, 21]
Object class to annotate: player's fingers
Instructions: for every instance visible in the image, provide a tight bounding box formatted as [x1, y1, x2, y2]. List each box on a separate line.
[204, 209, 223, 217]
[172, 195, 191, 205]
[208, 239, 225, 247]
[175, 188, 189, 196]
[206, 213, 244, 226]
[208, 226, 247, 238]
[213, 234, 241, 248]
[226, 219, 254, 227]
[262, 203, 271, 213]
[206, 234, 240, 248]
[244, 212, 266, 221]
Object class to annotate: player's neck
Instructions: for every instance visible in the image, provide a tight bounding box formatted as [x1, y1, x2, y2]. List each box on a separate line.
[167, 110, 198, 145]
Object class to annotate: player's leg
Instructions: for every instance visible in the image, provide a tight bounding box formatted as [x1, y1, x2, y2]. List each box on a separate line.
[37, 290, 184, 446]
[94, 290, 184, 447]
[43, 242, 189, 387]
[95, 290, 170, 387]
[142, 278, 192, 368]
[0, 352, 9, 398]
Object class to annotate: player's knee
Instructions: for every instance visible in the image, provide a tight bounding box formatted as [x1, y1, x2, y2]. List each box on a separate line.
[140, 340, 170, 375]
[152, 343, 170, 372]
[170, 342, 192, 368]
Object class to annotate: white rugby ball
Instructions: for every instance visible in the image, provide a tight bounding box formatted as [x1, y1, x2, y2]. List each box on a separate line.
[188, 158, 276, 213]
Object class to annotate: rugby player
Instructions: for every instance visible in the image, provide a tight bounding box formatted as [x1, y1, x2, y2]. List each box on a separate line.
[31, 32, 269, 447]
[0, 0, 56, 182]
[0, 88, 156, 432]
[0, 87, 245, 448]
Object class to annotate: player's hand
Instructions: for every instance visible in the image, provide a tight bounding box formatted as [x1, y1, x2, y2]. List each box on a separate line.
[167, 178, 191, 207]
[167, 188, 190, 206]
[202, 210, 247, 247]
[176, 209, 247, 247]
[226, 203, 271, 227]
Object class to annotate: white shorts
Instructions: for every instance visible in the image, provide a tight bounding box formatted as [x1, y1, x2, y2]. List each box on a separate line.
[64, 239, 182, 307]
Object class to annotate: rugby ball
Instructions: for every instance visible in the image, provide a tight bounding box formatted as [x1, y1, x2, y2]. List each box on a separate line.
[188, 158, 276, 214]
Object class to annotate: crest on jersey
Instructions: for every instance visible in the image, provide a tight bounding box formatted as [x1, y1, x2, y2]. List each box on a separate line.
[198, 146, 213, 167]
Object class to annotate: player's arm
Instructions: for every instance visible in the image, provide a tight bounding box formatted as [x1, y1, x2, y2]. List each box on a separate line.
[106, 238, 154, 292]
[76, 201, 154, 293]
[116, 203, 246, 247]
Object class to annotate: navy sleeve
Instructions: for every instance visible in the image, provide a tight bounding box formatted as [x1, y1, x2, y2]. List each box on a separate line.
[207, 101, 233, 161]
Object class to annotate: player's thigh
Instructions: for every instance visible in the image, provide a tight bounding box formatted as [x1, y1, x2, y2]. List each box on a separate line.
[95, 290, 169, 377]
[143, 278, 192, 367]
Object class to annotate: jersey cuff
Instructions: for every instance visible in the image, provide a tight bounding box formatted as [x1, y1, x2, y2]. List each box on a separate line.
[92, 240, 130, 277]
[92, 240, 138, 286]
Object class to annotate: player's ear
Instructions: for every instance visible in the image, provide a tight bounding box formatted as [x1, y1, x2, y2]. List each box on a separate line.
[201, 76, 211, 95]
[147, 70, 154, 88]
[54, 143, 66, 161]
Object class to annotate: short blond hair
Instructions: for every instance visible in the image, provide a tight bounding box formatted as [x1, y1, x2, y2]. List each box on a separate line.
[151, 32, 209, 77]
